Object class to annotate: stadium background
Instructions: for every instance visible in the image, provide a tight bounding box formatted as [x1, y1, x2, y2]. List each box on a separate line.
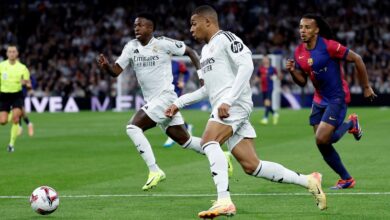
[0, 0, 389, 111]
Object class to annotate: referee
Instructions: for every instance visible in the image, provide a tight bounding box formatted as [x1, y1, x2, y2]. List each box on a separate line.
[0, 45, 31, 152]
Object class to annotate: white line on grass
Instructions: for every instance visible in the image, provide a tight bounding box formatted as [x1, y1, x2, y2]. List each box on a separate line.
[1, 192, 390, 199]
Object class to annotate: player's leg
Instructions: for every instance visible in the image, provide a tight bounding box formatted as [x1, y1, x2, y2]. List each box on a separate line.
[0, 95, 11, 126]
[21, 108, 34, 137]
[125, 108, 165, 190]
[330, 104, 355, 143]
[166, 124, 204, 154]
[8, 107, 22, 152]
[313, 104, 355, 189]
[198, 121, 236, 218]
[268, 91, 279, 125]
[230, 137, 326, 210]
[260, 93, 270, 125]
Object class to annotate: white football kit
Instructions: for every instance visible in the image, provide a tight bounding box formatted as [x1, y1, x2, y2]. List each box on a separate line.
[116, 36, 186, 129]
[174, 30, 257, 150]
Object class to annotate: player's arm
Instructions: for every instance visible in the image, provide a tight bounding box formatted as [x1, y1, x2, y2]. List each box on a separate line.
[184, 46, 204, 86]
[286, 59, 307, 87]
[345, 50, 377, 101]
[165, 86, 208, 117]
[21, 66, 33, 91]
[96, 54, 123, 77]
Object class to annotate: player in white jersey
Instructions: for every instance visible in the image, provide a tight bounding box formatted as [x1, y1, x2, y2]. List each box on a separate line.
[165, 6, 326, 218]
[97, 13, 208, 191]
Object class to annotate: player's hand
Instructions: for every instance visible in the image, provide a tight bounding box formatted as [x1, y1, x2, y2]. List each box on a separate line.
[178, 81, 185, 89]
[199, 79, 205, 87]
[363, 86, 377, 102]
[286, 59, 295, 73]
[96, 54, 109, 68]
[218, 103, 230, 119]
[165, 104, 179, 118]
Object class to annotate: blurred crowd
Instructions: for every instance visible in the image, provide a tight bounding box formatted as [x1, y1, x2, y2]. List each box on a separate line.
[0, 0, 389, 97]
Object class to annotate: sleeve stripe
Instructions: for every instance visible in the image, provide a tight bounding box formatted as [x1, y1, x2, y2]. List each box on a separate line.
[222, 32, 235, 42]
[226, 31, 236, 40]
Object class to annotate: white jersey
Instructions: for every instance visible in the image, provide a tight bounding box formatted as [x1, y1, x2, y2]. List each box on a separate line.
[200, 30, 253, 113]
[116, 36, 186, 102]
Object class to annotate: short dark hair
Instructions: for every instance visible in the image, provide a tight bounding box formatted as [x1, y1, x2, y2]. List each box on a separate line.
[136, 12, 156, 31]
[192, 5, 218, 23]
[302, 14, 334, 39]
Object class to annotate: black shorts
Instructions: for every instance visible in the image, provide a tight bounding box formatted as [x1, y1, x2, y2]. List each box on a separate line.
[0, 92, 24, 112]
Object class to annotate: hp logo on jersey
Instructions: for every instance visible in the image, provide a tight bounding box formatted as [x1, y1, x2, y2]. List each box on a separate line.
[231, 41, 243, 53]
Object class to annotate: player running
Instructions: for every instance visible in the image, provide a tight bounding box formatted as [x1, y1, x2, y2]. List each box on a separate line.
[286, 14, 376, 189]
[257, 56, 279, 125]
[166, 6, 326, 218]
[0, 45, 32, 152]
[97, 12, 232, 191]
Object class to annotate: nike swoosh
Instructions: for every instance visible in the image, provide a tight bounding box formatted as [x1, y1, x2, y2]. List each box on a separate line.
[317, 186, 321, 194]
[145, 176, 156, 186]
[329, 117, 336, 120]
[298, 56, 304, 59]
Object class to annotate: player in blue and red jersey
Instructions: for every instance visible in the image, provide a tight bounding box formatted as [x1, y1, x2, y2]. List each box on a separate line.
[286, 14, 376, 189]
[163, 60, 193, 147]
[258, 56, 279, 125]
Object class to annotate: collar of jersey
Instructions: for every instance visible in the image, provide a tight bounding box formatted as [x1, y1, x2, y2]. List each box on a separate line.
[209, 30, 223, 43]
[138, 37, 155, 47]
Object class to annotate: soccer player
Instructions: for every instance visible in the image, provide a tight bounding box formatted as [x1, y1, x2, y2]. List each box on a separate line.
[97, 12, 211, 191]
[257, 56, 279, 125]
[286, 14, 376, 189]
[162, 60, 193, 147]
[0, 45, 32, 152]
[165, 6, 326, 218]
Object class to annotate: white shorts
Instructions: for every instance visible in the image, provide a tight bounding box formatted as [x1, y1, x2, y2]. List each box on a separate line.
[140, 91, 184, 130]
[209, 104, 257, 151]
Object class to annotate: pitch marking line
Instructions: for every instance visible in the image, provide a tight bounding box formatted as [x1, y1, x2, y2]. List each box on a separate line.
[1, 192, 390, 199]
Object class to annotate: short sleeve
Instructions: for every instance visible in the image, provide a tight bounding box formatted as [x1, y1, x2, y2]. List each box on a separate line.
[116, 43, 133, 69]
[159, 37, 186, 56]
[325, 39, 349, 60]
[22, 65, 30, 80]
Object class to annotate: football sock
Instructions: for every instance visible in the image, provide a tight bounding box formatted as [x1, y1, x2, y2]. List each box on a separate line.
[126, 125, 159, 172]
[268, 106, 275, 115]
[23, 116, 30, 125]
[252, 161, 308, 187]
[264, 107, 269, 118]
[317, 143, 351, 179]
[182, 136, 204, 154]
[203, 141, 230, 200]
[331, 121, 353, 143]
[9, 123, 19, 146]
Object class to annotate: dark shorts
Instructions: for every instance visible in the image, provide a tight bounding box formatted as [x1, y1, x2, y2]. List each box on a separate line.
[262, 91, 272, 101]
[309, 102, 347, 127]
[0, 92, 24, 112]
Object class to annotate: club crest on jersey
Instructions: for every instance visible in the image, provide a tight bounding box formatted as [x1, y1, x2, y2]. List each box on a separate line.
[152, 46, 158, 53]
[175, 41, 183, 48]
[231, 41, 243, 53]
[307, 58, 313, 66]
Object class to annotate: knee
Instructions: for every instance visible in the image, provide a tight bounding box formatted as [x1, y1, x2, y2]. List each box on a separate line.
[126, 124, 142, 136]
[315, 134, 330, 146]
[241, 161, 260, 175]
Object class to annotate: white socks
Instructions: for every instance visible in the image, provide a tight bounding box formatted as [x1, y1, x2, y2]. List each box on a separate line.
[203, 141, 230, 200]
[126, 125, 159, 172]
[182, 136, 205, 154]
[252, 161, 308, 188]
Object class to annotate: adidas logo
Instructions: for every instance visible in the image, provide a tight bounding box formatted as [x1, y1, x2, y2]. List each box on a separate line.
[134, 49, 139, 53]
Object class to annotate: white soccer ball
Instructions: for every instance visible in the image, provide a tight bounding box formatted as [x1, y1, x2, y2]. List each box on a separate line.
[29, 186, 59, 215]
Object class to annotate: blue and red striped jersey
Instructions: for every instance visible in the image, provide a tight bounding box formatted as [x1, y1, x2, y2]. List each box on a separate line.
[294, 37, 351, 105]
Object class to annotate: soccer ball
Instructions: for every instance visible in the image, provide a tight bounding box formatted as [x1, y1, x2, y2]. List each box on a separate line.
[29, 186, 59, 215]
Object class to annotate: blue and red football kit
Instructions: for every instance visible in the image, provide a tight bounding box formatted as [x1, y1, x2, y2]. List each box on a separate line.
[258, 66, 277, 100]
[171, 60, 189, 97]
[294, 37, 350, 127]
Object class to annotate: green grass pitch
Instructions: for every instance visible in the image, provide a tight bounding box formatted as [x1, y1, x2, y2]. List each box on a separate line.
[0, 108, 389, 219]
